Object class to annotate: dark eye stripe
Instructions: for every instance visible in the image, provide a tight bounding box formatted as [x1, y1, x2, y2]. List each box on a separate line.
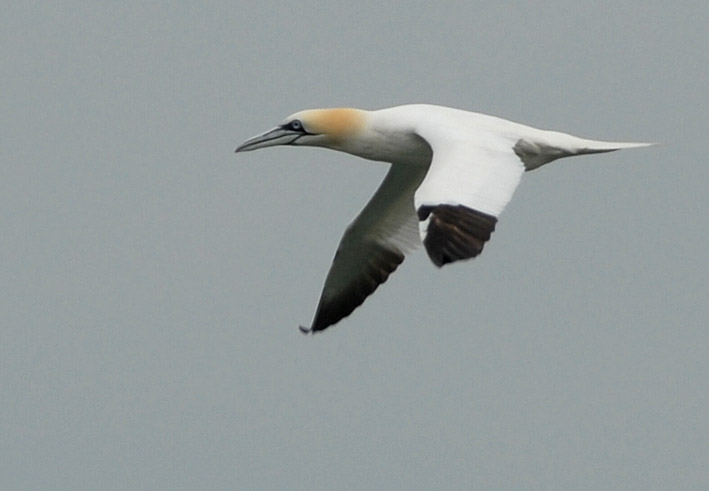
[282, 119, 315, 134]
[281, 120, 303, 132]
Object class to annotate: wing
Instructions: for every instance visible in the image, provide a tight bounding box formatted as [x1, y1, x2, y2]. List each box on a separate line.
[413, 130, 525, 267]
[301, 163, 429, 333]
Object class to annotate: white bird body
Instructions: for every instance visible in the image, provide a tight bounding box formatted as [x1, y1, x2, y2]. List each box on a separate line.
[236, 104, 652, 333]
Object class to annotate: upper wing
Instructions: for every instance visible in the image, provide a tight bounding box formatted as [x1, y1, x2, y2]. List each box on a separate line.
[301, 163, 429, 333]
[413, 130, 525, 267]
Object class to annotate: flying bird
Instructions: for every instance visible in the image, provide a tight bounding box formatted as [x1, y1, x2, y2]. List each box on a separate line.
[235, 104, 651, 334]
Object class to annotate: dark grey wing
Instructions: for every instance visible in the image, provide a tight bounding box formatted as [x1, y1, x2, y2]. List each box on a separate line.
[301, 164, 428, 333]
[417, 204, 497, 267]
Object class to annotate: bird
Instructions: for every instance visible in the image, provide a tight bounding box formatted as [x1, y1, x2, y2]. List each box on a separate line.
[235, 104, 652, 334]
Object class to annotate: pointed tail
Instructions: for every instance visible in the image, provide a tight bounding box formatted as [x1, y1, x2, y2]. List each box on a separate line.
[516, 132, 656, 170]
[574, 139, 656, 154]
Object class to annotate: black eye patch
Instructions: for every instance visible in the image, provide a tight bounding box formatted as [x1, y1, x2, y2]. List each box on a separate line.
[284, 120, 304, 132]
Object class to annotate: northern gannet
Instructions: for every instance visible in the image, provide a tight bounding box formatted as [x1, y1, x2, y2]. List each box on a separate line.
[236, 104, 652, 333]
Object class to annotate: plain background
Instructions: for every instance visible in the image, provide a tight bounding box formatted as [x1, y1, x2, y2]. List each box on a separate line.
[2, 2, 707, 489]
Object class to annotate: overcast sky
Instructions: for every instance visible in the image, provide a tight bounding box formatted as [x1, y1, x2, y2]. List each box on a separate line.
[2, 2, 707, 490]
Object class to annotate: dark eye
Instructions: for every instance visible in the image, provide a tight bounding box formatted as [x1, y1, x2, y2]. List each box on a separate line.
[287, 120, 303, 132]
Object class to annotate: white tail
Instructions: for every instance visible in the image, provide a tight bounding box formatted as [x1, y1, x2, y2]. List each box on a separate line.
[515, 132, 655, 170]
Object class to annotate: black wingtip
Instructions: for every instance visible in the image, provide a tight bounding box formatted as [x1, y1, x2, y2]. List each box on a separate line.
[298, 325, 313, 335]
[418, 204, 497, 266]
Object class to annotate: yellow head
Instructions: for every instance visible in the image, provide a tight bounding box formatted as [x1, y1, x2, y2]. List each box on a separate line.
[235, 108, 367, 153]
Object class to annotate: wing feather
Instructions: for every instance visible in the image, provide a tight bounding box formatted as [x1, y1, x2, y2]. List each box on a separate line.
[413, 130, 525, 265]
[302, 164, 428, 333]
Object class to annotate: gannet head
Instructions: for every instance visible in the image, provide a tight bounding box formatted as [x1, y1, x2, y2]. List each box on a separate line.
[235, 108, 368, 153]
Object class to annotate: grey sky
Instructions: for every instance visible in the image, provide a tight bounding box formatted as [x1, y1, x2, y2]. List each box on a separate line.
[2, 1, 707, 489]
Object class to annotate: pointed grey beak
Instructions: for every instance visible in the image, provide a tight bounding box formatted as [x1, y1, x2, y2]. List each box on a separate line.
[235, 127, 302, 153]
